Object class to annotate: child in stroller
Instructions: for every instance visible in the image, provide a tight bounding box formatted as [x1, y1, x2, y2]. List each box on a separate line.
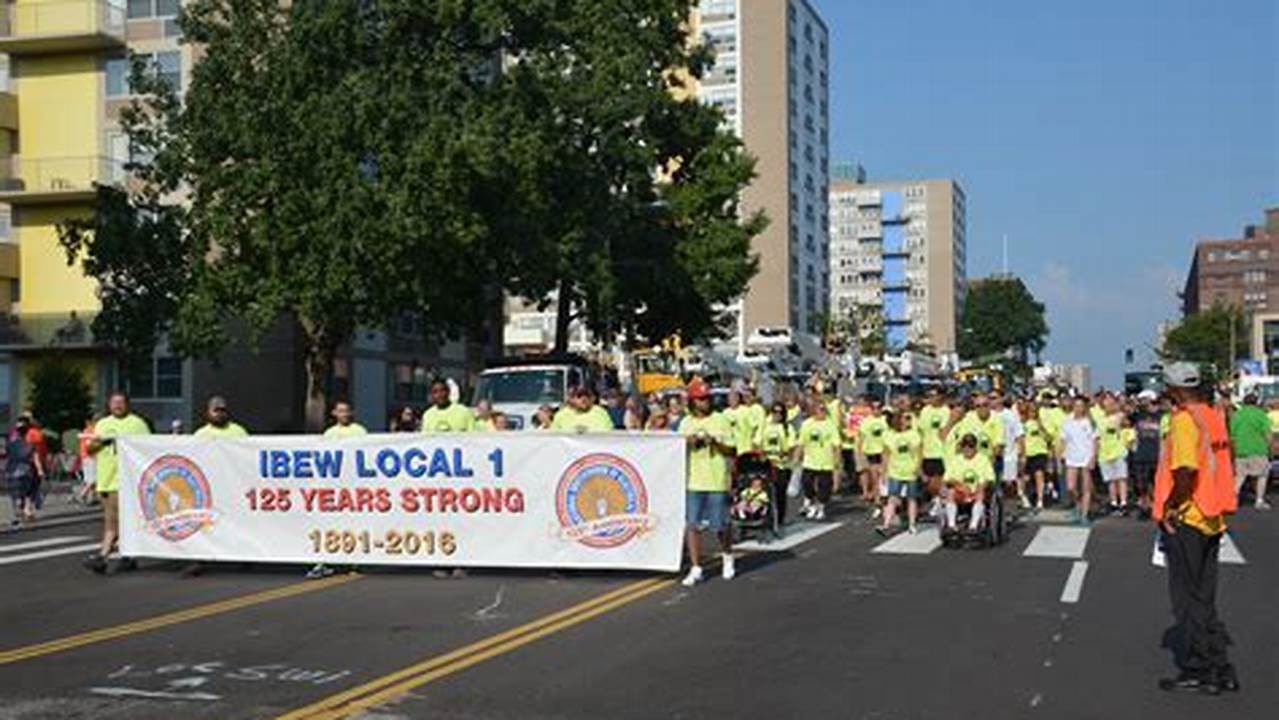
[732, 453, 779, 540]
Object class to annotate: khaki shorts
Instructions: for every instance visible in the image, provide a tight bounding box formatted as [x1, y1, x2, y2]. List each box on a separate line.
[1235, 456, 1269, 489]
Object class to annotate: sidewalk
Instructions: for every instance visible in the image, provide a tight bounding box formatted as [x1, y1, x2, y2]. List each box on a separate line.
[1, 480, 100, 531]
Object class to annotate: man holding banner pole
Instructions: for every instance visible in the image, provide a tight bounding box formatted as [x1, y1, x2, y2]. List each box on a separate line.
[679, 378, 735, 587]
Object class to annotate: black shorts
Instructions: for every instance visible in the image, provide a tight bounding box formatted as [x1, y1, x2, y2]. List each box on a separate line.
[1129, 461, 1156, 493]
[922, 459, 945, 477]
[864, 453, 884, 467]
[1026, 455, 1048, 474]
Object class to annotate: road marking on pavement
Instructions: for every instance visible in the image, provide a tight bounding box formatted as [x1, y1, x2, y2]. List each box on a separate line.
[0, 542, 101, 566]
[277, 576, 674, 720]
[1220, 534, 1246, 565]
[1022, 526, 1090, 559]
[1059, 561, 1088, 603]
[0, 535, 91, 553]
[735, 521, 844, 552]
[0, 574, 359, 666]
[870, 527, 941, 555]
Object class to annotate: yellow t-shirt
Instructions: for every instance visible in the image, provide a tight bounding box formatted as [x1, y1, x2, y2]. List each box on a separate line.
[550, 405, 614, 433]
[918, 405, 950, 460]
[754, 420, 793, 466]
[422, 403, 478, 433]
[884, 428, 922, 482]
[1040, 406, 1066, 449]
[946, 452, 995, 492]
[1090, 404, 1107, 428]
[1097, 414, 1126, 463]
[93, 413, 152, 493]
[734, 403, 767, 455]
[859, 415, 889, 455]
[680, 412, 733, 492]
[1023, 419, 1050, 457]
[799, 417, 841, 472]
[194, 422, 249, 438]
[1267, 409, 1279, 434]
[1168, 411, 1225, 535]
[324, 423, 368, 438]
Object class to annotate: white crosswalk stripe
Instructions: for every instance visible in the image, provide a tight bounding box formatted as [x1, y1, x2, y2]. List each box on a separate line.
[1022, 526, 1091, 559]
[870, 527, 942, 555]
[0, 536, 91, 554]
[0, 541, 100, 566]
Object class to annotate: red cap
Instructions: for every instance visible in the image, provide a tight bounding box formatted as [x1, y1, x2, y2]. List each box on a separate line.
[686, 378, 711, 400]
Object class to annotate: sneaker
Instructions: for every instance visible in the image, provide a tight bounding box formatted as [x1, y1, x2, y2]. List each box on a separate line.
[681, 565, 704, 587]
[82, 553, 107, 575]
[306, 563, 334, 579]
[721, 554, 735, 580]
[874, 525, 891, 537]
[800, 498, 813, 515]
[1255, 499, 1272, 511]
[1019, 495, 1031, 510]
[908, 525, 919, 535]
[451, 568, 468, 579]
[815, 505, 826, 521]
[871, 507, 883, 520]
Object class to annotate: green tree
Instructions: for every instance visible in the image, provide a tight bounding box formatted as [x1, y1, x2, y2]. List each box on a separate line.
[59, 0, 760, 429]
[957, 277, 1048, 367]
[493, 0, 763, 349]
[855, 303, 887, 358]
[29, 358, 93, 439]
[1161, 303, 1248, 370]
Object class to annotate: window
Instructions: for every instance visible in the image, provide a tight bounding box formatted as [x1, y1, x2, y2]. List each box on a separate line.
[129, 0, 180, 19]
[393, 364, 430, 403]
[107, 52, 182, 95]
[127, 356, 183, 400]
[8, 278, 17, 303]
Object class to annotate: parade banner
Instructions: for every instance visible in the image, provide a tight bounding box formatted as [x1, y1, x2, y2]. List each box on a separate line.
[118, 433, 686, 572]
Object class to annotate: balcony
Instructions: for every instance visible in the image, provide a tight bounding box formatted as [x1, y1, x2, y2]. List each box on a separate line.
[0, 0, 126, 56]
[0, 155, 123, 205]
[0, 311, 97, 350]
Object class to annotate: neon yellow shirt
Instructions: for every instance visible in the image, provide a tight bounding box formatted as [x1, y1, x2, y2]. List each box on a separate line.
[754, 419, 793, 466]
[884, 428, 922, 481]
[1090, 404, 1107, 427]
[1120, 426, 1136, 452]
[799, 417, 841, 472]
[422, 403, 478, 433]
[1039, 406, 1067, 448]
[946, 452, 995, 492]
[734, 403, 767, 455]
[1097, 414, 1126, 463]
[680, 412, 733, 492]
[194, 422, 248, 438]
[324, 423, 368, 438]
[918, 405, 950, 459]
[1023, 419, 1050, 457]
[1267, 409, 1279, 433]
[550, 405, 614, 433]
[859, 415, 889, 455]
[93, 413, 152, 493]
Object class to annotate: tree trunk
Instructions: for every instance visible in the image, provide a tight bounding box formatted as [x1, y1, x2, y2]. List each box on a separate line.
[554, 276, 572, 354]
[300, 319, 336, 433]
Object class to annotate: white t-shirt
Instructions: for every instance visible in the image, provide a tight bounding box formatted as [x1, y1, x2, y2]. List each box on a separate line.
[1000, 408, 1023, 479]
[1060, 416, 1096, 468]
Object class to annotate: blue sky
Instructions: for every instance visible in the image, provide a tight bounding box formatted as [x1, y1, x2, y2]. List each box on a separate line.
[810, 0, 1279, 388]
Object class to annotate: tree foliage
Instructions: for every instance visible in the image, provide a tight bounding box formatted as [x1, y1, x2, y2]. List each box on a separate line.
[29, 358, 93, 437]
[1161, 304, 1248, 369]
[854, 303, 887, 359]
[957, 277, 1048, 364]
[58, 0, 761, 428]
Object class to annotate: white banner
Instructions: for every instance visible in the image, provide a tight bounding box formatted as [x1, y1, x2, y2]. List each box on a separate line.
[118, 433, 686, 572]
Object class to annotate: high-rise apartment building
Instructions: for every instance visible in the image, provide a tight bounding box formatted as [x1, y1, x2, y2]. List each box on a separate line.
[691, 0, 830, 341]
[0, 1, 493, 430]
[829, 175, 967, 353]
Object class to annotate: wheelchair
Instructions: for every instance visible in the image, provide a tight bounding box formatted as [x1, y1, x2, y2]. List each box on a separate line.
[941, 481, 1010, 550]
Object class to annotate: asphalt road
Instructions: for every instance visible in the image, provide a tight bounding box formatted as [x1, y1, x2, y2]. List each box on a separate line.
[0, 500, 1274, 720]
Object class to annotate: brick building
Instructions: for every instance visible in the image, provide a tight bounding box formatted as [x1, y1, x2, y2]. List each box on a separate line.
[1182, 208, 1279, 316]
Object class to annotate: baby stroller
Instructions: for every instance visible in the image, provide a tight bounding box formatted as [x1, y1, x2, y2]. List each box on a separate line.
[731, 452, 780, 543]
[942, 481, 1010, 550]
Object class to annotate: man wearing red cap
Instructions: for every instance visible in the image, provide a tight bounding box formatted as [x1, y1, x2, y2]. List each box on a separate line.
[679, 377, 736, 586]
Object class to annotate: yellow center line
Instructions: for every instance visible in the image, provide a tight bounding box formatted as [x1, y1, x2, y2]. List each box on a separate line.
[0, 574, 360, 666]
[278, 576, 674, 720]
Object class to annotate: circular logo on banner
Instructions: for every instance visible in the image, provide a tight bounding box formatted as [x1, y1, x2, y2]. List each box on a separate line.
[555, 453, 651, 549]
[138, 455, 216, 542]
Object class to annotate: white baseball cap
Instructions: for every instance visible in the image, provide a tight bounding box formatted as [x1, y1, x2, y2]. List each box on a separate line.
[1137, 389, 1158, 401]
[1163, 362, 1201, 389]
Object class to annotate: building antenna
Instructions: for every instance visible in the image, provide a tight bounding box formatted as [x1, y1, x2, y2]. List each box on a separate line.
[1002, 234, 1009, 276]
